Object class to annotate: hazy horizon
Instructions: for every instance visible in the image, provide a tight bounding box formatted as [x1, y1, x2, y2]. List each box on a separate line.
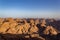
[0, 0, 60, 19]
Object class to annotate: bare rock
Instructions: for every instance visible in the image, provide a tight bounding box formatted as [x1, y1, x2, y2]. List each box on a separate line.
[0, 18, 4, 26]
[24, 35, 30, 38]
[0, 22, 10, 33]
[41, 19, 46, 24]
[29, 25, 39, 34]
[43, 26, 58, 35]
[35, 19, 40, 25]
[50, 26, 58, 35]
[30, 19, 35, 26]
[23, 23, 30, 34]
[6, 18, 16, 23]
[17, 25, 23, 34]
[31, 34, 40, 38]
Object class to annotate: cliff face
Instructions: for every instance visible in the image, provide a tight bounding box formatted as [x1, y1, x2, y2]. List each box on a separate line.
[0, 18, 60, 40]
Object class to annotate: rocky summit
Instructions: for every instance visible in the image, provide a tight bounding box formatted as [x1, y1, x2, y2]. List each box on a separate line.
[0, 18, 60, 40]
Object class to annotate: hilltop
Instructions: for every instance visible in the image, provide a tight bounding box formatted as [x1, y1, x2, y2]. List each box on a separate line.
[0, 18, 60, 40]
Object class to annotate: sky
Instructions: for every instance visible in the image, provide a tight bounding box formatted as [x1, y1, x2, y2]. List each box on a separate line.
[0, 0, 60, 19]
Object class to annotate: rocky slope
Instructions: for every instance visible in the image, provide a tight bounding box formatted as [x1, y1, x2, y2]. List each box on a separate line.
[0, 18, 60, 40]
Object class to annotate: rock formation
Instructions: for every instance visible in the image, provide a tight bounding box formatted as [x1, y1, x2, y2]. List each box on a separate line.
[0, 18, 60, 40]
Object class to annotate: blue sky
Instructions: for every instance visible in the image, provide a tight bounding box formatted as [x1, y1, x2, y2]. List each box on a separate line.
[0, 0, 60, 18]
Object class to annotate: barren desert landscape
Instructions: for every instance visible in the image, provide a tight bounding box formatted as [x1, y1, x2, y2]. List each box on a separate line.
[0, 0, 60, 40]
[0, 18, 60, 40]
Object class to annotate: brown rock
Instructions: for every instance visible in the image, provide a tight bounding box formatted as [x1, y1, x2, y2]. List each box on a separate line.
[30, 19, 35, 26]
[29, 25, 39, 34]
[15, 18, 21, 22]
[6, 18, 16, 23]
[6, 22, 18, 34]
[41, 19, 46, 24]
[35, 19, 40, 25]
[0, 18, 4, 26]
[9, 22, 18, 28]
[31, 34, 40, 38]
[43, 26, 58, 35]
[41, 23, 46, 27]
[0, 22, 10, 33]
[7, 27, 17, 34]
[43, 26, 51, 35]
[17, 25, 23, 34]
[50, 26, 58, 35]
[23, 23, 30, 34]
[24, 35, 30, 38]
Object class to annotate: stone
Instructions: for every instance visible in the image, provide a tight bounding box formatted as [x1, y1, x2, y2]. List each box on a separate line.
[29, 25, 39, 34]
[30, 19, 35, 26]
[24, 35, 30, 38]
[0, 22, 10, 33]
[50, 26, 58, 35]
[31, 34, 40, 38]
[43, 26, 58, 35]
[35, 19, 40, 25]
[17, 25, 23, 34]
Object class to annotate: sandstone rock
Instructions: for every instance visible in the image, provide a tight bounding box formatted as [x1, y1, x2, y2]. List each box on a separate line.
[0, 18, 59, 40]
[29, 25, 39, 34]
[43, 26, 58, 35]
[41, 19, 46, 25]
[17, 25, 23, 34]
[9, 22, 18, 28]
[24, 35, 30, 38]
[41, 23, 46, 27]
[7, 28, 17, 34]
[6, 22, 18, 34]
[0, 22, 10, 33]
[40, 19, 46, 28]
[15, 18, 21, 22]
[50, 26, 58, 35]
[6, 18, 16, 23]
[38, 36, 45, 40]
[0, 18, 4, 22]
[0, 18, 4, 26]
[30, 19, 35, 26]
[23, 23, 30, 34]
[35, 19, 40, 25]
[31, 34, 40, 38]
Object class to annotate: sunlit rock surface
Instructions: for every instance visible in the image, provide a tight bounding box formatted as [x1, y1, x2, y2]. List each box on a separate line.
[0, 18, 60, 40]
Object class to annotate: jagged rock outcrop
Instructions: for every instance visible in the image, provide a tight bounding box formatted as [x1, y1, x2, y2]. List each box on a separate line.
[0, 18, 60, 40]
[43, 26, 58, 35]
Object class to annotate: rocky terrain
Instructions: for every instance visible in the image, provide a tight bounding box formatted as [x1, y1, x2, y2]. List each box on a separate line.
[0, 18, 60, 40]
